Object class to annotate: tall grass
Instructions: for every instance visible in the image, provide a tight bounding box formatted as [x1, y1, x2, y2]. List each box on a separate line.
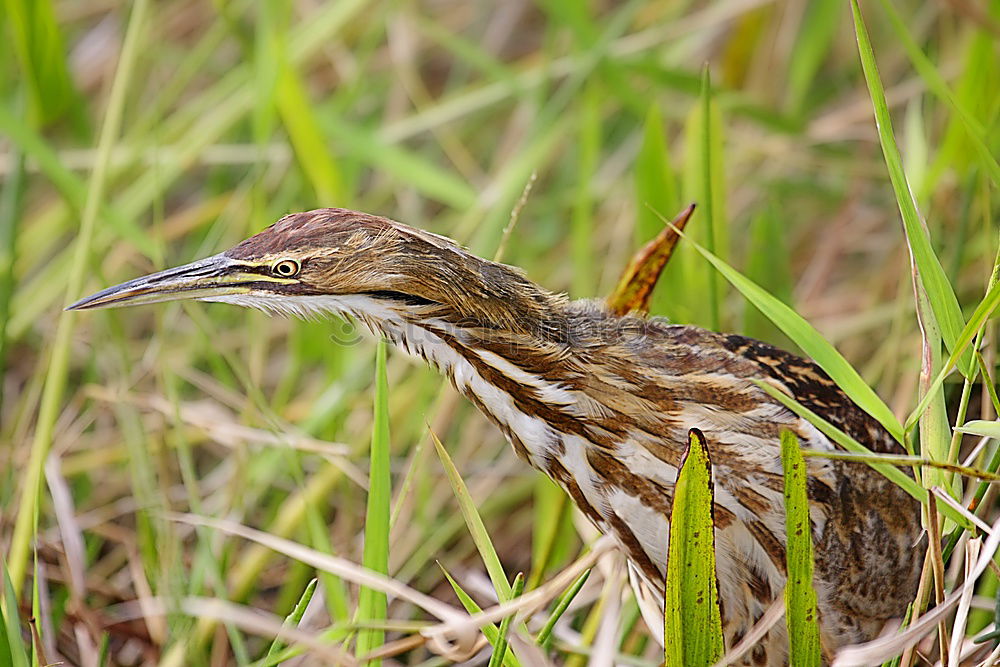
[0, 1, 997, 665]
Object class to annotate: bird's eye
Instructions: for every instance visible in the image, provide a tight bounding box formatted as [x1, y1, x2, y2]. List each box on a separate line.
[272, 259, 300, 277]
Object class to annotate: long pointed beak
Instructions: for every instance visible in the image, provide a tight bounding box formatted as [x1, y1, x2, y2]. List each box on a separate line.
[66, 254, 250, 311]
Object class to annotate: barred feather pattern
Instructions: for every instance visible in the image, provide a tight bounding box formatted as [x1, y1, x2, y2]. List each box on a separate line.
[217, 209, 924, 665]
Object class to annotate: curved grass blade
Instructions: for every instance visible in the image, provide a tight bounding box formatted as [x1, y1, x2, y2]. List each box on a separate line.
[956, 421, 1000, 440]
[665, 217, 904, 442]
[664, 428, 724, 666]
[755, 380, 972, 530]
[439, 566, 520, 667]
[264, 578, 317, 662]
[874, 0, 1000, 187]
[429, 430, 511, 602]
[535, 568, 591, 648]
[904, 276, 1000, 432]
[850, 0, 971, 378]
[487, 573, 525, 667]
[780, 430, 821, 666]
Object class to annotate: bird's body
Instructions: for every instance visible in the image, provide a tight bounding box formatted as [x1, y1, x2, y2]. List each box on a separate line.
[71, 208, 923, 664]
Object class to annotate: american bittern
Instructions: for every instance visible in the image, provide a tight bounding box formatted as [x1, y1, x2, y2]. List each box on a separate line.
[70, 208, 922, 664]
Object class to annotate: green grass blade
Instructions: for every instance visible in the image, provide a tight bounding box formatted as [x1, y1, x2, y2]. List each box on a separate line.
[874, 0, 1000, 188]
[663, 428, 724, 666]
[4, 0, 82, 127]
[780, 430, 821, 666]
[634, 104, 680, 318]
[487, 572, 525, 667]
[956, 420, 1000, 440]
[264, 577, 318, 661]
[743, 206, 794, 344]
[356, 340, 391, 664]
[528, 475, 570, 591]
[905, 276, 1000, 431]
[756, 380, 972, 530]
[635, 104, 679, 246]
[276, 65, 345, 203]
[912, 253, 952, 493]
[699, 66, 721, 331]
[786, 0, 841, 116]
[439, 566, 519, 667]
[6, 0, 151, 595]
[535, 568, 591, 648]
[429, 429, 511, 601]
[320, 116, 477, 210]
[671, 219, 905, 442]
[1, 557, 29, 667]
[850, 0, 971, 378]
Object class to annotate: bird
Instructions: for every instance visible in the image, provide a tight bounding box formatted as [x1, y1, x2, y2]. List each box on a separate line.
[69, 207, 923, 664]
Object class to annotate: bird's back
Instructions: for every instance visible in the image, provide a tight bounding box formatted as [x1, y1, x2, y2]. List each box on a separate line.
[544, 309, 923, 661]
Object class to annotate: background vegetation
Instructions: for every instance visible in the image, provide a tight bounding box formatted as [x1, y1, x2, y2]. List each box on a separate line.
[1, 0, 998, 664]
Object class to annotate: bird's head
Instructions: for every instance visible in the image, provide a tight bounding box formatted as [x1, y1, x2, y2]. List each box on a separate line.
[69, 208, 561, 335]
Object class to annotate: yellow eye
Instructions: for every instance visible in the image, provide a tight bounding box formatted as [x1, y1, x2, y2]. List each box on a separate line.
[273, 259, 300, 277]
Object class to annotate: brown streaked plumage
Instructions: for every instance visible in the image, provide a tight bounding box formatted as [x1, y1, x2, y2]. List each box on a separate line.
[70, 208, 923, 664]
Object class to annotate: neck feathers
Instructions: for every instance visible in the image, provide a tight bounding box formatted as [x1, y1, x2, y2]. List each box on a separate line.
[386, 249, 570, 341]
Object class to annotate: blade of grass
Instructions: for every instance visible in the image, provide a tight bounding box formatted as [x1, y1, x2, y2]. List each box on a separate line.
[635, 104, 680, 248]
[276, 65, 345, 203]
[4, 0, 83, 128]
[535, 568, 591, 648]
[873, 0, 1000, 189]
[487, 572, 525, 667]
[663, 428, 724, 666]
[798, 450, 1000, 483]
[264, 577, 317, 662]
[429, 429, 511, 601]
[634, 104, 681, 318]
[699, 66, 720, 332]
[851, 0, 972, 378]
[528, 475, 571, 591]
[356, 339, 391, 664]
[665, 216, 905, 442]
[755, 380, 972, 530]
[956, 421, 1000, 440]
[439, 566, 519, 667]
[912, 257, 953, 493]
[0, 145, 24, 414]
[780, 430, 821, 666]
[6, 0, 150, 595]
[786, 0, 841, 116]
[1, 557, 29, 667]
[904, 275, 1000, 432]
[743, 206, 794, 344]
